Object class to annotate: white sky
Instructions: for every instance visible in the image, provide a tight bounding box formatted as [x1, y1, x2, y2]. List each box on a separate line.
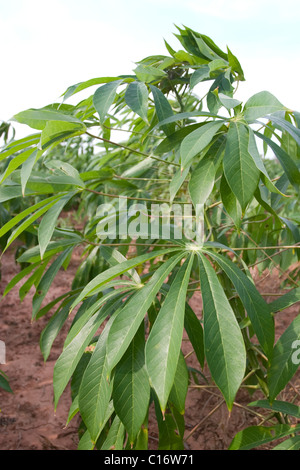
[1, 0, 299, 137]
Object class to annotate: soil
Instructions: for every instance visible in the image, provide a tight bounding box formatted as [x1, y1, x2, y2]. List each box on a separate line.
[0, 244, 299, 451]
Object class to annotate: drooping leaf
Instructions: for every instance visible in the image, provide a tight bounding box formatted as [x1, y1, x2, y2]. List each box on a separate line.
[53, 307, 109, 409]
[204, 250, 274, 359]
[146, 255, 194, 412]
[78, 314, 115, 443]
[198, 252, 246, 410]
[106, 252, 185, 373]
[112, 323, 150, 444]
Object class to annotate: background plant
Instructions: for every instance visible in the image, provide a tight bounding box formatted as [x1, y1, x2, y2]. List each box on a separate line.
[0, 26, 299, 450]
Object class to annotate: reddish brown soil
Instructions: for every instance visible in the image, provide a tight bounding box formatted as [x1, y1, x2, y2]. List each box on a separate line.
[0, 246, 299, 450]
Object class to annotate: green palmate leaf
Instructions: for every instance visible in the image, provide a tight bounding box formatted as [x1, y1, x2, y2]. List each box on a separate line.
[184, 303, 204, 369]
[228, 423, 300, 450]
[220, 174, 242, 230]
[268, 287, 300, 313]
[101, 415, 125, 450]
[168, 351, 189, 414]
[198, 252, 246, 410]
[32, 247, 74, 320]
[53, 306, 109, 409]
[267, 315, 300, 402]
[106, 252, 185, 373]
[145, 255, 194, 413]
[69, 248, 181, 312]
[125, 81, 149, 123]
[79, 314, 115, 443]
[249, 399, 300, 419]
[38, 191, 77, 260]
[12, 107, 84, 130]
[188, 158, 215, 209]
[204, 251, 274, 359]
[243, 91, 287, 123]
[149, 85, 175, 136]
[223, 122, 260, 211]
[93, 79, 123, 123]
[112, 323, 150, 445]
[180, 121, 224, 169]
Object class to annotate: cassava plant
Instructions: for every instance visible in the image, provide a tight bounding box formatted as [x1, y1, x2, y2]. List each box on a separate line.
[0, 25, 300, 450]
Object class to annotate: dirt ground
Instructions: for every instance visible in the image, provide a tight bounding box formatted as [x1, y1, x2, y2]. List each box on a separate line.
[0, 245, 299, 450]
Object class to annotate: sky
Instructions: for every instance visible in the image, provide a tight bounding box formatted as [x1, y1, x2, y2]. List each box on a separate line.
[0, 0, 299, 138]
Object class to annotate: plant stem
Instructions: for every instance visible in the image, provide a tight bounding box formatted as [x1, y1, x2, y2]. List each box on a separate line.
[85, 131, 180, 167]
[83, 187, 190, 204]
